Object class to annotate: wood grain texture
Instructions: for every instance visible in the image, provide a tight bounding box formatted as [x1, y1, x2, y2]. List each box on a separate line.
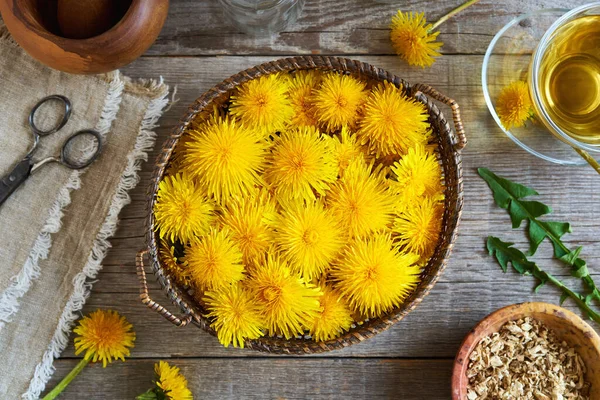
[43, 1, 600, 396]
[47, 358, 453, 399]
[147, 0, 591, 56]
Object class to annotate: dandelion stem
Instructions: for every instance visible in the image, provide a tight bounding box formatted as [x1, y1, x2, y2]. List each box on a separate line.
[430, 0, 480, 30]
[42, 358, 90, 400]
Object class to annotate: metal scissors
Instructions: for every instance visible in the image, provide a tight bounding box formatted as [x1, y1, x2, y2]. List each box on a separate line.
[0, 95, 103, 207]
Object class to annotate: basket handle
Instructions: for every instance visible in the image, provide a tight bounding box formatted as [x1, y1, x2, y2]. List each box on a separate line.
[136, 249, 193, 327]
[412, 83, 467, 151]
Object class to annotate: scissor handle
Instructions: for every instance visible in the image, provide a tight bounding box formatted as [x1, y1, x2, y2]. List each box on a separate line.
[0, 158, 32, 207]
[29, 95, 72, 136]
[60, 130, 103, 170]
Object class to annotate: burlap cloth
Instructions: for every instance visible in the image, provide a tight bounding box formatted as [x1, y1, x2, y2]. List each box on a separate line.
[0, 25, 169, 399]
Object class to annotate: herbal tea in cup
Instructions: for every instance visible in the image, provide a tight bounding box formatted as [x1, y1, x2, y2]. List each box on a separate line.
[530, 4, 600, 148]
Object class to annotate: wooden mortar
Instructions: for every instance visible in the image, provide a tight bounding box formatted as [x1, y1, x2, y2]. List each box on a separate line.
[0, 0, 169, 74]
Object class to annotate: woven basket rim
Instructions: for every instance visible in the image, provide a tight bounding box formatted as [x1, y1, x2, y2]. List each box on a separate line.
[142, 55, 464, 354]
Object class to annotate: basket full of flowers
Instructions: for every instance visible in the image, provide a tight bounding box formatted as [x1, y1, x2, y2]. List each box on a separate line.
[136, 56, 465, 354]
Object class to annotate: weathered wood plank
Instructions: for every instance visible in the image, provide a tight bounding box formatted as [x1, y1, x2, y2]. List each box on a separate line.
[47, 358, 452, 399]
[148, 0, 590, 56]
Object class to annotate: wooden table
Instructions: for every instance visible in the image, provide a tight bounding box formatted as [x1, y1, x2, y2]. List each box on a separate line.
[47, 0, 599, 398]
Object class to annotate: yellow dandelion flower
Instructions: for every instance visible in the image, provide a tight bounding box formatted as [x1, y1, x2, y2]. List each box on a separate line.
[185, 228, 245, 291]
[183, 116, 267, 205]
[359, 82, 431, 157]
[307, 285, 353, 342]
[73, 309, 135, 367]
[289, 70, 321, 127]
[326, 159, 395, 237]
[154, 173, 215, 244]
[312, 73, 368, 131]
[154, 361, 193, 400]
[390, 11, 442, 68]
[220, 189, 277, 264]
[390, 144, 443, 207]
[331, 126, 367, 175]
[229, 73, 293, 136]
[275, 200, 345, 281]
[264, 127, 337, 201]
[496, 80, 534, 130]
[204, 283, 264, 348]
[394, 197, 444, 262]
[246, 255, 322, 339]
[159, 239, 191, 287]
[331, 234, 421, 318]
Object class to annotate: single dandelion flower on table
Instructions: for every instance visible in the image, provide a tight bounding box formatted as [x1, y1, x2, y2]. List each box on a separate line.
[326, 159, 396, 238]
[306, 285, 354, 342]
[154, 172, 214, 244]
[390, 144, 443, 209]
[359, 82, 431, 157]
[229, 73, 293, 136]
[159, 239, 191, 287]
[147, 361, 193, 400]
[183, 116, 267, 205]
[390, 11, 442, 68]
[204, 283, 264, 348]
[43, 310, 136, 400]
[246, 255, 322, 339]
[331, 234, 421, 318]
[393, 196, 444, 262]
[74, 309, 136, 367]
[312, 73, 368, 132]
[331, 126, 368, 175]
[496, 80, 534, 130]
[275, 199, 345, 281]
[264, 126, 337, 202]
[185, 227, 245, 291]
[390, 1, 479, 67]
[220, 189, 277, 265]
[289, 70, 321, 127]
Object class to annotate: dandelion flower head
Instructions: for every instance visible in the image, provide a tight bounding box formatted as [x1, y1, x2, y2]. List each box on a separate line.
[183, 116, 267, 205]
[73, 309, 136, 367]
[306, 285, 354, 342]
[264, 126, 337, 202]
[185, 227, 245, 291]
[496, 80, 534, 130]
[359, 82, 431, 157]
[275, 199, 345, 281]
[154, 172, 215, 244]
[390, 11, 442, 68]
[204, 283, 264, 348]
[220, 189, 277, 265]
[312, 73, 368, 132]
[390, 144, 443, 208]
[331, 234, 421, 318]
[229, 73, 293, 136]
[154, 361, 193, 400]
[327, 159, 395, 237]
[393, 196, 444, 262]
[289, 70, 321, 128]
[246, 255, 322, 339]
[331, 127, 368, 175]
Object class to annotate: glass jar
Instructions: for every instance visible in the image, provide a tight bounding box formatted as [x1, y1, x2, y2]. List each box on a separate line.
[218, 0, 305, 36]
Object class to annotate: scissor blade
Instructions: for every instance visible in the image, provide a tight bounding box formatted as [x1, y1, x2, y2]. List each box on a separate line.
[0, 158, 33, 207]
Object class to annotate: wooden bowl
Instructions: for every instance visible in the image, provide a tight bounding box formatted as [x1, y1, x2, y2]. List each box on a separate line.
[0, 0, 169, 74]
[452, 302, 600, 399]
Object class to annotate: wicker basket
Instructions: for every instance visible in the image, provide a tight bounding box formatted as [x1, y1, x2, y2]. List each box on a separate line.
[136, 56, 465, 354]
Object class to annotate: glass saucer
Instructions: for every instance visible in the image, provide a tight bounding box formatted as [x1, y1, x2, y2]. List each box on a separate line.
[482, 8, 600, 166]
